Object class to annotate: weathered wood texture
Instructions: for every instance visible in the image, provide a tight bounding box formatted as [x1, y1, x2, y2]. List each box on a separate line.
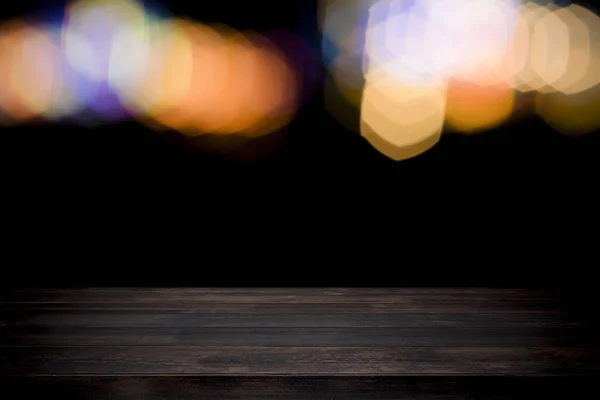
[1, 288, 597, 377]
[1, 377, 596, 399]
[0, 288, 579, 306]
[3, 346, 597, 375]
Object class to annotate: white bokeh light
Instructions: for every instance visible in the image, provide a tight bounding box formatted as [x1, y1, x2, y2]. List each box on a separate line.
[63, 0, 148, 85]
[364, 0, 521, 84]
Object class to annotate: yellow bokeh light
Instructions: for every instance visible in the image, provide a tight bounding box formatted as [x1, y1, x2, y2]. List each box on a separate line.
[513, 2, 554, 92]
[361, 66, 446, 161]
[500, 2, 600, 97]
[546, 6, 592, 95]
[124, 18, 194, 123]
[556, 4, 600, 95]
[536, 83, 600, 136]
[530, 9, 571, 93]
[531, 3, 600, 136]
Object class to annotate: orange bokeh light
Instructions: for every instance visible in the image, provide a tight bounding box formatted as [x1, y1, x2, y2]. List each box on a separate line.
[0, 21, 58, 123]
[131, 19, 298, 137]
[445, 79, 515, 133]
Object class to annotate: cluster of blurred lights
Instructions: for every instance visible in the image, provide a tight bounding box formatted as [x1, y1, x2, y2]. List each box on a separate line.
[321, 0, 600, 161]
[2, 0, 598, 161]
[0, 0, 300, 139]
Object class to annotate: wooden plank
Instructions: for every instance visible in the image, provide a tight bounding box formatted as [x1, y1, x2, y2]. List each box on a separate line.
[1, 376, 596, 399]
[0, 301, 564, 313]
[1, 326, 595, 347]
[0, 310, 581, 328]
[0, 288, 561, 308]
[1, 346, 596, 375]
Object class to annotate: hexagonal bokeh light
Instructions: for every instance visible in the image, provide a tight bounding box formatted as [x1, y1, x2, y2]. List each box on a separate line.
[321, 0, 600, 160]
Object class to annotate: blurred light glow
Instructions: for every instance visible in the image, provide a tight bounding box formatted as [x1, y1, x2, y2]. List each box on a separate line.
[320, 0, 370, 63]
[108, 7, 155, 98]
[40, 25, 97, 120]
[545, 5, 592, 95]
[126, 19, 299, 137]
[555, 4, 600, 95]
[0, 21, 57, 123]
[430, 0, 520, 85]
[513, 2, 555, 92]
[445, 79, 515, 133]
[360, 67, 446, 161]
[536, 83, 600, 136]
[125, 18, 194, 124]
[63, 0, 148, 84]
[231, 34, 298, 137]
[177, 23, 241, 135]
[179, 28, 298, 137]
[364, 0, 521, 86]
[2, 0, 600, 159]
[530, 9, 571, 93]
[364, 0, 445, 85]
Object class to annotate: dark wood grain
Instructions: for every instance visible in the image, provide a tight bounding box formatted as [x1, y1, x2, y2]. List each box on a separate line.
[2, 326, 595, 346]
[1, 377, 596, 399]
[0, 288, 564, 308]
[1, 288, 596, 383]
[0, 310, 581, 328]
[1, 346, 596, 375]
[0, 301, 565, 312]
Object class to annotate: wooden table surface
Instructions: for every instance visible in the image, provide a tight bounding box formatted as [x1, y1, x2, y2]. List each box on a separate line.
[1, 288, 597, 398]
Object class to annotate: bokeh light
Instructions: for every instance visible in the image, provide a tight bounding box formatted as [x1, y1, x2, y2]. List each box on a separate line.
[445, 79, 515, 134]
[63, 0, 148, 84]
[40, 25, 93, 121]
[552, 4, 600, 95]
[0, 21, 56, 123]
[320, 0, 600, 159]
[1, 0, 599, 162]
[124, 18, 196, 127]
[0, 0, 303, 136]
[536, 81, 600, 136]
[364, 0, 521, 86]
[125, 19, 299, 137]
[361, 67, 446, 161]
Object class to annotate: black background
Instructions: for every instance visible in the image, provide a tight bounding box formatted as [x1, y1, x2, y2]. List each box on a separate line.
[1, 0, 598, 287]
